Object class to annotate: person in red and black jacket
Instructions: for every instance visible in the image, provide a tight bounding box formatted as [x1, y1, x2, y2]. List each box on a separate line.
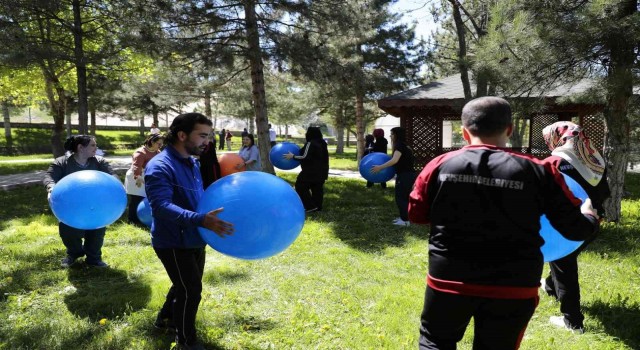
[408, 96, 600, 350]
[541, 121, 610, 334]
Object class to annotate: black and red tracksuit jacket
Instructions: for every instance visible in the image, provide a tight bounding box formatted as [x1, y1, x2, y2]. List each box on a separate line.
[409, 144, 599, 299]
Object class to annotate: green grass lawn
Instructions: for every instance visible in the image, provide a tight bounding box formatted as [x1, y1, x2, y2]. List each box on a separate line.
[1, 173, 639, 349]
[0, 161, 51, 175]
[0, 128, 147, 150]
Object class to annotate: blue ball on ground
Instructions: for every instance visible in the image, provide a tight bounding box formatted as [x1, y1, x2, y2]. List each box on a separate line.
[359, 152, 395, 183]
[50, 170, 126, 230]
[197, 171, 305, 260]
[540, 173, 588, 262]
[269, 142, 301, 170]
[137, 198, 152, 227]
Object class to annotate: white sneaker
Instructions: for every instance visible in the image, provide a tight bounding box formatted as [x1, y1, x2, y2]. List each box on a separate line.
[549, 316, 584, 334]
[540, 278, 547, 291]
[392, 217, 401, 223]
[393, 219, 410, 226]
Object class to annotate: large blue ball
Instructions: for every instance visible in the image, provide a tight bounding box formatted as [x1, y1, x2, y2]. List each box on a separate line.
[269, 142, 301, 170]
[359, 152, 396, 183]
[50, 170, 126, 230]
[137, 198, 152, 227]
[540, 173, 588, 262]
[197, 171, 305, 260]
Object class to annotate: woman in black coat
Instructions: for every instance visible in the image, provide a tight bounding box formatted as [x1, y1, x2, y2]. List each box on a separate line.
[284, 127, 329, 213]
[367, 128, 388, 189]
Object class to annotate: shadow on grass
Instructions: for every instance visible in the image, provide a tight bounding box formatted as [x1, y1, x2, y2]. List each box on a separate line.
[309, 177, 428, 252]
[585, 224, 640, 257]
[8, 128, 50, 148]
[0, 186, 49, 229]
[622, 172, 640, 200]
[220, 314, 277, 333]
[585, 300, 640, 350]
[203, 268, 250, 286]
[0, 249, 67, 300]
[5, 320, 95, 350]
[64, 266, 151, 322]
[95, 133, 145, 150]
[331, 151, 356, 161]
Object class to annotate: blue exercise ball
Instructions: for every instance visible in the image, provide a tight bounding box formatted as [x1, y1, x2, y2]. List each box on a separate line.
[137, 198, 153, 227]
[540, 173, 589, 262]
[50, 170, 126, 230]
[359, 152, 396, 183]
[269, 142, 301, 170]
[197, 171, 305, 260]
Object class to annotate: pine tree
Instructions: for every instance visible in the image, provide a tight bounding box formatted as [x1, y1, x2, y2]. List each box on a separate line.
[478, 0, 639, 222]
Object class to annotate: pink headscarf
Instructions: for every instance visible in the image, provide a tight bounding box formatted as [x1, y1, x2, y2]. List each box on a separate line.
[542, 121, 605, 185]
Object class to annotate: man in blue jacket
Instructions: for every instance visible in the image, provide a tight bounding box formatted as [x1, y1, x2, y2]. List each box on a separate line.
[145, 113, 234, 350]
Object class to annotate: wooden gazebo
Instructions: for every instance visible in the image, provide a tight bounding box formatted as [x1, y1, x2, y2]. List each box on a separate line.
[378, 74, 606, 170]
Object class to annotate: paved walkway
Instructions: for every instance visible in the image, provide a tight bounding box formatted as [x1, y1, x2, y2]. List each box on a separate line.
[0, 156, 365, 191]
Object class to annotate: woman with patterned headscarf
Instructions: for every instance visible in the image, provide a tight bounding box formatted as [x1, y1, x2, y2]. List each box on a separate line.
[541, 121, 610, 334]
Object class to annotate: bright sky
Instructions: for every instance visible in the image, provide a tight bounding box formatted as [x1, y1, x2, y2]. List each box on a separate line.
[390, 0, 440, 42]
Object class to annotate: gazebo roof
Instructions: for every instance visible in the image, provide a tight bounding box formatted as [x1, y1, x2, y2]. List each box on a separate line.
[377, 74, 612, 114]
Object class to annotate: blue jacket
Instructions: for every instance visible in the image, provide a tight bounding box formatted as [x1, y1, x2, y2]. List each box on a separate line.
[145, 145, 207, 249]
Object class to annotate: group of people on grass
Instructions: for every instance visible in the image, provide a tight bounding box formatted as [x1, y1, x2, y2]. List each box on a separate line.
[42, 96, 607, 349]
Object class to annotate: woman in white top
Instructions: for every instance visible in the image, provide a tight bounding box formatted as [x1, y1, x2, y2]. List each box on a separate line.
[236, 133, 261, 171]
[125, 133, 164, 225]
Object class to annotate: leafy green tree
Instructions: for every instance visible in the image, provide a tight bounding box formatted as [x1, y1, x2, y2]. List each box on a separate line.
[285, 0, 424, 161]
[0, 1, 77, 156]
[133, 0, 379, 172]
[267, 72, 318, 138]
[0, 67, 45, 151]
[0, 0, 142, 155]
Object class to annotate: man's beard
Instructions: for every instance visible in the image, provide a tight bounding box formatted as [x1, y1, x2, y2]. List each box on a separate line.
[186, 143, 204, 156]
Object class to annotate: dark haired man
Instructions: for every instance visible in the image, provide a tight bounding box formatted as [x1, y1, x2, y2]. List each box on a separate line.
[408, 97, 599, 349]
[145, 113, 234, 350]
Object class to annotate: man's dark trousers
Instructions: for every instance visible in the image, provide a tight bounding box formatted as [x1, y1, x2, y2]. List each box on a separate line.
[154, 247, 206, 346]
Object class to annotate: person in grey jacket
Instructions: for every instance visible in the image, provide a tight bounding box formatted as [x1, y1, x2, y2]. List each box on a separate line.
[43, 135, 115, 268]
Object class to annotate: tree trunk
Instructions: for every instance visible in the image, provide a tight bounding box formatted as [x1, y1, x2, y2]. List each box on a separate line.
[335, 127, 345, 154]
[2, 101, 12, 153]
[355, 93, 365, 163]
[204, 89, 212, 119]
[89, 106, 96, 135]
[65, 97, 72, 137]
[72, 0, 89, 134]
[601, 0, 636, 222]
[450, 0, 472, 99]
[42, 72, 66, 157]
[152, 104, 159, 129]
[334, 105, 345, 154]
[139, 118, 145, 137]
[475, 67, 489, 97]
[509, 118, 527, 148]
[244, 0, 275, 174]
